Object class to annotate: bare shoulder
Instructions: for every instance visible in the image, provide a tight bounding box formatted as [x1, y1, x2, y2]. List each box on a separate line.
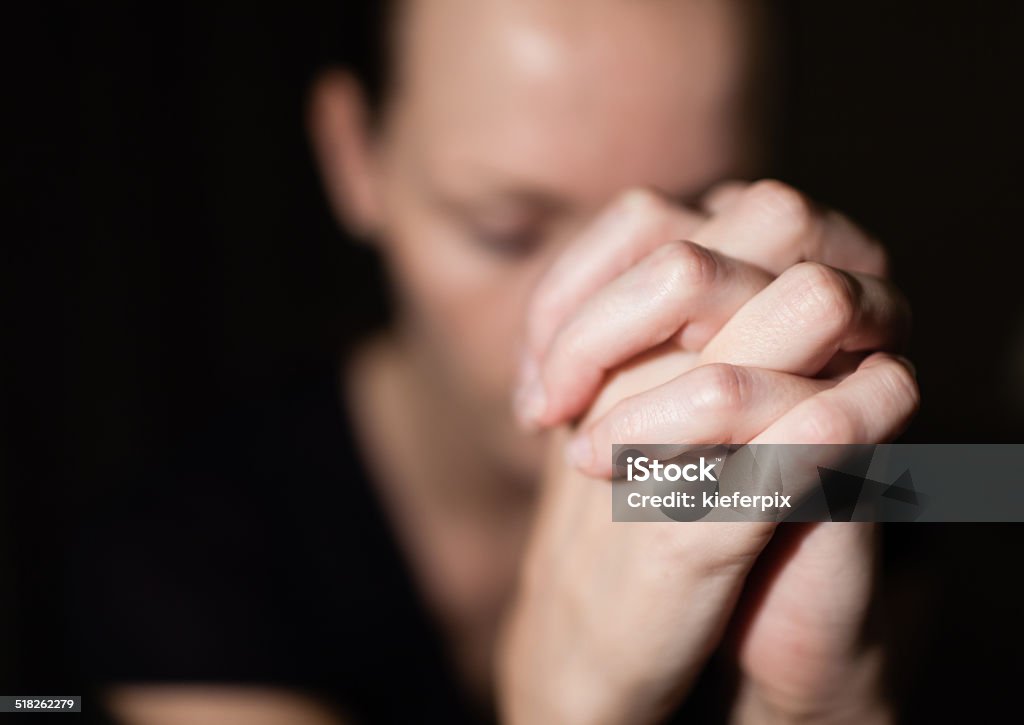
[106, 686, 346, 725]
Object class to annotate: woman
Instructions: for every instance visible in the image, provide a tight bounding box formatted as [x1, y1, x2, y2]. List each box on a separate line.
[74, 1, 916, 722]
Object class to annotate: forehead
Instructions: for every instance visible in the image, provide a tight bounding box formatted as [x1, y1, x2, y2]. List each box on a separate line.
[390, 0, 753, 199]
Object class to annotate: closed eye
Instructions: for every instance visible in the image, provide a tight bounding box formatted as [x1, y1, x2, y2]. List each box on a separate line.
[465, 220, 546, 257]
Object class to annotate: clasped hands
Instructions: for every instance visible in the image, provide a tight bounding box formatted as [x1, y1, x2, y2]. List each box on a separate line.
[499, 181, 916, 725]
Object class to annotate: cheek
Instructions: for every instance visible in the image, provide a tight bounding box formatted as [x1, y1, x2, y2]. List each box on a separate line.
[381, 203, 541, 404]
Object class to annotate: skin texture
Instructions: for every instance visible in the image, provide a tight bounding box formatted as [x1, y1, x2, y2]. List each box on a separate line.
[111, 1, 917, 723]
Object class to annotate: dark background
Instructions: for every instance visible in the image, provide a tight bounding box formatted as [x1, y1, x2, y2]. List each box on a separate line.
[5, 1, 1023, 722]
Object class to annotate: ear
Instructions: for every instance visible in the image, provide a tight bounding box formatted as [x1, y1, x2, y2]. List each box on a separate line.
[307, 69, 383, 237]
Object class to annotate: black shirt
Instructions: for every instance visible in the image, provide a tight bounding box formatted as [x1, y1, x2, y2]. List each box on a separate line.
[67, 371, 487, 724]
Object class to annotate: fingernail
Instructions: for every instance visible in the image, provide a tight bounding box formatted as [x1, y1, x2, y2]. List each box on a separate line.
[515, 377, 547, 428]
[566, 433, 594, 469]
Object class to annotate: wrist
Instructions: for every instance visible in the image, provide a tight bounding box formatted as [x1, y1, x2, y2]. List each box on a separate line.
[733, 691, 892, 725]
[730, 649, 892, 725]
[496, 604, 667, 725]
[497, 644, 656, 725]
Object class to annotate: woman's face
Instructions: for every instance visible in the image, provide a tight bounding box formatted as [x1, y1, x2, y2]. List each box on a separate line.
[319, 0, 759, 475]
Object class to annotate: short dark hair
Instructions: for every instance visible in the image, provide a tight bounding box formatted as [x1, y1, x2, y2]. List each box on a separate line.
[313, 0, 398, 118]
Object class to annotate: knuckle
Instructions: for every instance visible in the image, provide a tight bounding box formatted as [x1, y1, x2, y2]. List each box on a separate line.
[795, 397, 859, 444]
[692, 363, 747, 415]
[616, 186, 670, 219]
[651, 240, 718, 299]
[782, 261, 858, 332]
[745, 179, 814, 238]
[615, 187, 680, 239]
